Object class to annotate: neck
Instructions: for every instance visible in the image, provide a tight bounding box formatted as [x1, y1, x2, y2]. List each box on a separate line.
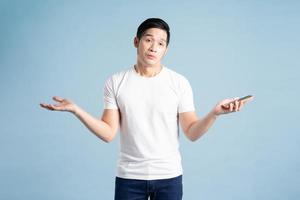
[134, 61, 162, 77]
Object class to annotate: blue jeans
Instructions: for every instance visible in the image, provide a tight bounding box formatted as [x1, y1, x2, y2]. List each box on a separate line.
[114, 175, 183, 200]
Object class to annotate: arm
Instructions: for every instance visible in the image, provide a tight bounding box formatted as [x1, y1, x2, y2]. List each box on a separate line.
[74, 106, 120, 143]
[40, 96, 120, 143]
[179, 111, 217, 142]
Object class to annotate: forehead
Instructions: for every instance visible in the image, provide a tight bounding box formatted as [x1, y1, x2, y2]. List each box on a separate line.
[142, 28, 167, 41]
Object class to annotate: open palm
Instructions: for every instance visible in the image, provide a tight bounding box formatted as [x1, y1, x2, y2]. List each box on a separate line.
[40, 96, 76, 113]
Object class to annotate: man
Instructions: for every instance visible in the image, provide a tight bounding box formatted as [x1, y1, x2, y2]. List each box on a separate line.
[40, 18, 253, 200]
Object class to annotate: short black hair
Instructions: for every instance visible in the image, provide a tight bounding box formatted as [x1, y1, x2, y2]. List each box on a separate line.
[136, 18, 170, 46]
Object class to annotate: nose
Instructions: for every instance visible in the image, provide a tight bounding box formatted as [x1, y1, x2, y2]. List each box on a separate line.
[149, 43, 157, 52]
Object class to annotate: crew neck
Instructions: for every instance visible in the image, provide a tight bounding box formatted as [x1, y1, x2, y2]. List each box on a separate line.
[132, 65, 165, 79]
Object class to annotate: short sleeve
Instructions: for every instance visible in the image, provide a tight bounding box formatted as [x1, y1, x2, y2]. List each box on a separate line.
[178, 78, 195, 113]
[103, 77, 118, 109]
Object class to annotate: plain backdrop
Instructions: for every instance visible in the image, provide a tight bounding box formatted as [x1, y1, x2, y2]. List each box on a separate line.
[0, 0, 299, 199]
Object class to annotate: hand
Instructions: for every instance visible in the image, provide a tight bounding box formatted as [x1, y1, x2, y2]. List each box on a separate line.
[212, 96, 254, 116]
[40, 96, 77, 113]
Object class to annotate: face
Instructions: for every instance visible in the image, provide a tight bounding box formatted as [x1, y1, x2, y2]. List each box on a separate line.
[134, 28, 168, 67]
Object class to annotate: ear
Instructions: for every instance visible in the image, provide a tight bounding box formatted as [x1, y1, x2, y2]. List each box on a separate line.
[134, 37, 139, 48]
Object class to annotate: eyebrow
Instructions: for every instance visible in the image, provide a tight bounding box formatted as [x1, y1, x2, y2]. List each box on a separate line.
[143, 33, 166, 42]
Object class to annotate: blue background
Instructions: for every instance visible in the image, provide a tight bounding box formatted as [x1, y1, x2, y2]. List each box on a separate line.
[1, 0, 299, 199]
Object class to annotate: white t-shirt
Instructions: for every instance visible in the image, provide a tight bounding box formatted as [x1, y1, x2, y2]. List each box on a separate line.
[103, 65, 195, 180]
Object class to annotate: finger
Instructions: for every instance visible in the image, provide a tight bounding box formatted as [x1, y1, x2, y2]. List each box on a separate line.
[49, 105, 56, 110]
[40, 103, 53, 110]
[238, 101, 244, 111]
[229, 102, 234, 112]
[238, 104, 243, 111]
[234, 97, 240, 111]
[53, 96, 64, 102]
[43, 104, 54, 110]
[223, 97, 239, 107]
[221, 104, 229, 110]
[52, 104, 67, 111]
[40, 103, 46, 107]
[239, 101, 244, 110]
[234, 100, 239, 112]
[51, 104, 61, 110]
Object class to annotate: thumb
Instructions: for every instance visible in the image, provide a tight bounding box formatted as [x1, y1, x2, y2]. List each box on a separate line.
[53, 96, 64, 102]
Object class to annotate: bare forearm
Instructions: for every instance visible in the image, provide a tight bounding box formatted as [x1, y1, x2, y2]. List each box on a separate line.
[73, 106, 113, 143]
[187, 110, 218, 141]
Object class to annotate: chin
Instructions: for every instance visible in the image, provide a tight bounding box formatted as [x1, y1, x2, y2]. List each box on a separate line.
[148, 58, 161, 63]
[139, 57, 160, 66]
[142, 60, 156, 66]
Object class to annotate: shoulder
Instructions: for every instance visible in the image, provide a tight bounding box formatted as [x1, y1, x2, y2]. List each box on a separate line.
[105, 67, 132, 85]
[164, 66, 191, 88]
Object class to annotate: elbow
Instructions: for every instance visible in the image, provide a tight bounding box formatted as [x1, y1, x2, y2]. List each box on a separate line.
[185, 131, 197, 142]
[188, 135, 198, 142]
[190, 131, 207, 142]
[185, 121, 199, 142]
[106, 136, 116, 143]
[185, 126, 197, 142]
[185, 130, 205, 142]
[103, 138, 111, 143]
[102, 131, 116, 143]
[103, 135, 113, 143]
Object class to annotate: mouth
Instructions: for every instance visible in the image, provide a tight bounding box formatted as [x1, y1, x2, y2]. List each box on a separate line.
[146, 54, 156, 60]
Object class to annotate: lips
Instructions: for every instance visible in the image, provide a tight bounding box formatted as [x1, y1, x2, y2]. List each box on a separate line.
[146, 54, 156, 59]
